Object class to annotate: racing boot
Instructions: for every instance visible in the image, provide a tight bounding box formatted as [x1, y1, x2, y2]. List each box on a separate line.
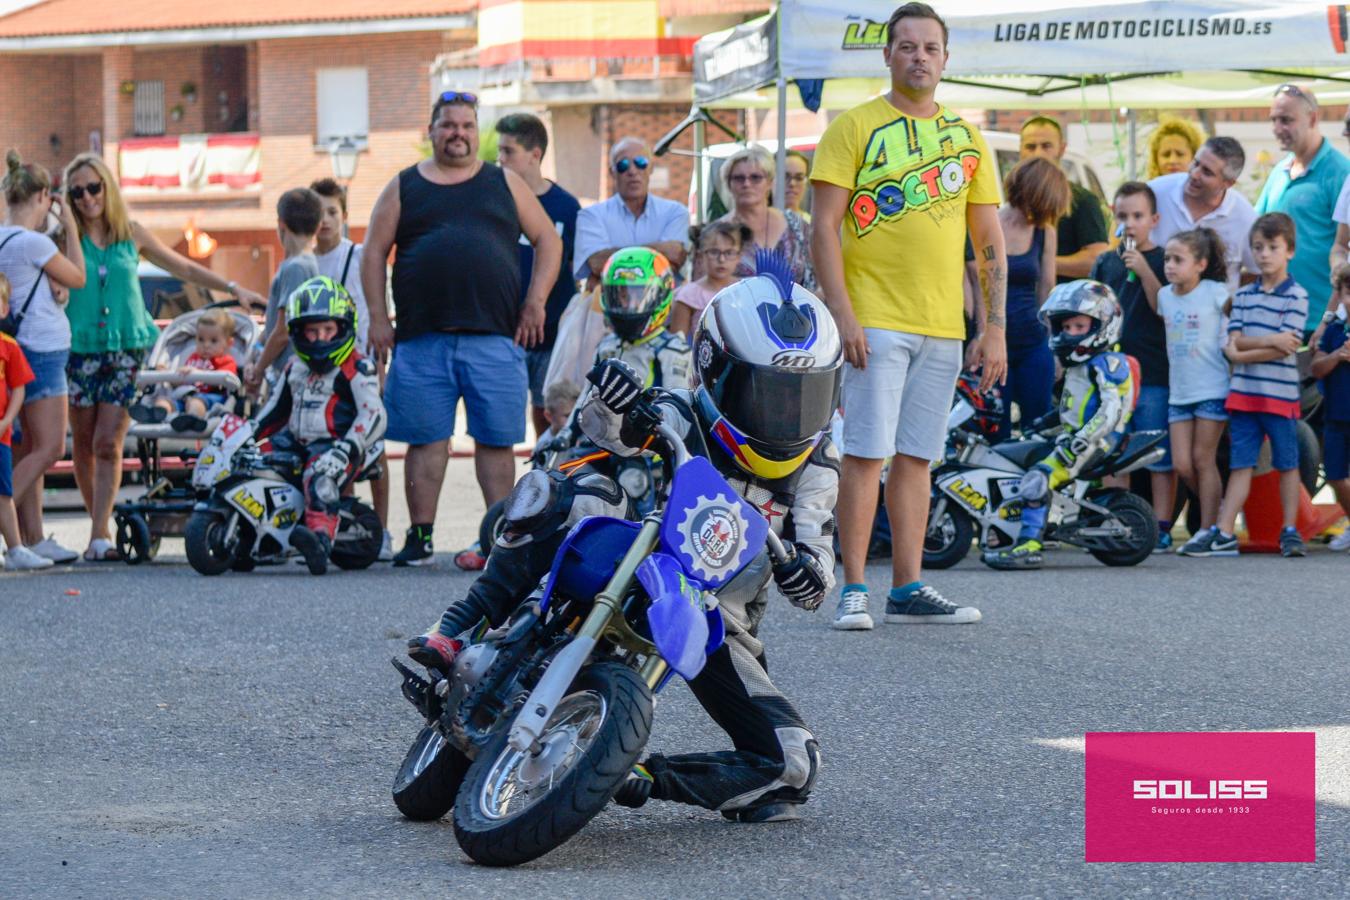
[406, 631, 463, 675]
[982, 539, 1044, 571]
[611, 763, 654, 809]
[289, 525, 330, 576]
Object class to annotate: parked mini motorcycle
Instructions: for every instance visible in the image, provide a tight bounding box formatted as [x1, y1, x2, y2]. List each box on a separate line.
[924, 399, 1166, 569]
[390, 392, 791, 866]
[185, 415, 382, 575]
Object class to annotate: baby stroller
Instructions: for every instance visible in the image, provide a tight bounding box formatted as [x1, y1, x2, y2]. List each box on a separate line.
[113, 303, 262, 564]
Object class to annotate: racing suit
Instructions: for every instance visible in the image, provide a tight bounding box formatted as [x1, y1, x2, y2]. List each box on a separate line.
[422, 388, 839, 816]
[1012, 350, 1136, 545]
[594, 330, 692, 390]
[254, 353, 385, 538]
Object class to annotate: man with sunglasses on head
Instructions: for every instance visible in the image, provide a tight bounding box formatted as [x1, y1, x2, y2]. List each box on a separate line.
[574, 138, 689, 289]
[362, 91, 563, 568]
[1257, 83, 1350, 328]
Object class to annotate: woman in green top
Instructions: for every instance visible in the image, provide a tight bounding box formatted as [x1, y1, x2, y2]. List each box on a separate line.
[62, 153, 265, 561]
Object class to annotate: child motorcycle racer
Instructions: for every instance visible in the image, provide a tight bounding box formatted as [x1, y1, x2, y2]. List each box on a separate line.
[407, 254, 841, 822]
[983, 279, 1137, 570]
[254, 276, 385, 574]
[595, 246, 692, 390]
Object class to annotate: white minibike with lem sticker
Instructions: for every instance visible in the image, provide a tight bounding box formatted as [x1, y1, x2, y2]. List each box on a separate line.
[185, 414, 382, 574]
[924, 398, 1167, 570]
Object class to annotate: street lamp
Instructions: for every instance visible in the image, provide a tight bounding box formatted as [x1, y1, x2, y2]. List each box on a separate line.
[328, 137, 359, 184]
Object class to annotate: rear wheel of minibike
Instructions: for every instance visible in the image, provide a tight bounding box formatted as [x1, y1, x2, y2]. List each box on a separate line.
[331, 498, 382, 570]
[393, 724, 473, 821]
[1087, 490, 1158, 567]
[115, 511, 155, 565]
[453, 662, 653, 867]
[923, 490, 974, 570]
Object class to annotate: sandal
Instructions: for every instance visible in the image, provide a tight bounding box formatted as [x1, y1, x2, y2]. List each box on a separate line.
[83, 538, 122, 562]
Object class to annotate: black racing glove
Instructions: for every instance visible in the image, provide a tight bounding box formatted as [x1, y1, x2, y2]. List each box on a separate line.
[587, 359, 643, 415]
[772, 544, 829, 611]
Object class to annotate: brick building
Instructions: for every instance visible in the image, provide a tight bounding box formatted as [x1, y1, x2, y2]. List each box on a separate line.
[0, 0, 477, 293]
[0, 0, 778, 291]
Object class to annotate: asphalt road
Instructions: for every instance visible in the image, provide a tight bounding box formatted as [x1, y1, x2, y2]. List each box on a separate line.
[2, 460, 1347, 898]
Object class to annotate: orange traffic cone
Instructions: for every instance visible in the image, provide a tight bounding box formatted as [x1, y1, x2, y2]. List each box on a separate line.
[1240, 470, 1345, 552]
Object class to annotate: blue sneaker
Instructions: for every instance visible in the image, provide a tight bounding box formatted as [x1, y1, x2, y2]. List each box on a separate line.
[1154, 531, 1174, 554]
[1177, 526, 1238, 557]
[884, 584, 981, 625]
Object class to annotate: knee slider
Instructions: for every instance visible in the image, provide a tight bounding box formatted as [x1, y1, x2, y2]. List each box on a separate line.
[776, 726, 819, 792]
[1017, 465, 1051, 509]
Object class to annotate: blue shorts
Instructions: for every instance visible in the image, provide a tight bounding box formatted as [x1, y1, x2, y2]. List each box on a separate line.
[1228, 411, 1298, 471]
[1130, 384, 1171, 471]
[1167, 398, 1228, 424]
[1324, 420, 1350, 481]
[525, 347, 552, 408]
[0, 442, 11, 496]
[384, 332, 526, 447]
[21, 347, 69, 403]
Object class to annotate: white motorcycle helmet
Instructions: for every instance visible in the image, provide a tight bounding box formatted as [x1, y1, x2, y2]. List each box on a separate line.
[1039, 279, 1122, 366]
[692, 250, 842, 480]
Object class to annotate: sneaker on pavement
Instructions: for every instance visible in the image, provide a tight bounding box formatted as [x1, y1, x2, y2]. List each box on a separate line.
[1177, 526, 1237, 557]
[288, 525, 330, 575]
[378, 529, 394, 562]
[612, 763, 654, 808]
[28, 535, 78, 564]
[5, 545, 54, 570]
[1279, 526, 1306, 558]
[406, 632, 463, 674]
[1329, 529, 1350, 552]
[1154, 531, 1174, 554]
[982, 539, 1043, 570]
[453, 542, 487, 572]
[884, 584, 982, 625]
[393, 528, 435, 567]
[831, 586, 874, 631]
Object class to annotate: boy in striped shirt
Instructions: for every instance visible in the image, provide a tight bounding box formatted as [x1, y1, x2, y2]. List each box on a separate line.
[1212, 213, 1309, 556]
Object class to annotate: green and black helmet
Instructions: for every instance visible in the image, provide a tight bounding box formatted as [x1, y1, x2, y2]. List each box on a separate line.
[600, 247, 674, 343]
[285, 275, 357, 372]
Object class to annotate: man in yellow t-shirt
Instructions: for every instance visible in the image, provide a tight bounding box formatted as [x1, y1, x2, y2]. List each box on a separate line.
[810, 1, 1007, 631]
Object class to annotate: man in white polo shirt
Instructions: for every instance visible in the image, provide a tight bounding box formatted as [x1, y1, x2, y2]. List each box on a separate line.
[1149, 135, 1256, 293]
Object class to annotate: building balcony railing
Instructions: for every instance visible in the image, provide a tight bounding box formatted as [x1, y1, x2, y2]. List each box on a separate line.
[119, 133, 261, 195]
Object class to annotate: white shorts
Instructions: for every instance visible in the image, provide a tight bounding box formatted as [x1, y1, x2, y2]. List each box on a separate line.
[840, 328, 962, 462]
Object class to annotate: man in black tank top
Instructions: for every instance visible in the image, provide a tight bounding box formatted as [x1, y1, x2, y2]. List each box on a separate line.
[362, 93, 563, 567]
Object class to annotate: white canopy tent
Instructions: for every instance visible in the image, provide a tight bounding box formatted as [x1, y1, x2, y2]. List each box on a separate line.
[686, 1, 1350, 209]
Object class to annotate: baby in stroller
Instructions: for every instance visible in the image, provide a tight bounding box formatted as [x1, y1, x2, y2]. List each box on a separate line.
[131, 308, 241, 432]
[128, 305, 258, 437]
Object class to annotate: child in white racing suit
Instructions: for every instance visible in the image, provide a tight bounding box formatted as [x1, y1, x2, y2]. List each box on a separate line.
[984, 279, 1137, 570]
[254, 276, 385, 574]
[407, 255, 840, 822]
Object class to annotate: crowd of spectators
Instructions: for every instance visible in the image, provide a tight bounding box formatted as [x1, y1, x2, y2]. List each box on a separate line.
[5, 19, 1350, 580]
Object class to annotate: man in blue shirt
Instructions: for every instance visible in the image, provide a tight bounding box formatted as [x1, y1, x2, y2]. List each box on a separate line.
[1255, 84, 1350, 327]
[574, 137, 689, 287]
[495, 113, 580, 440]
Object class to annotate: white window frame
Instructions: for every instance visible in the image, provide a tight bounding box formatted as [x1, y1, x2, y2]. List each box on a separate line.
[315, 67, 369, 149]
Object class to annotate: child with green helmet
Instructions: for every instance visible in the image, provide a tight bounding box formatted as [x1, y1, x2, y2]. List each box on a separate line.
[253, 275, 386, 574]
[595, 247, 691, 390]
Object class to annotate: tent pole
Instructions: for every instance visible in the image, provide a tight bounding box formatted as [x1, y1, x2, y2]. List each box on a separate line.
[694, 114, 707, 225]
[1127, 109, 1137, 181]
[775, 75, 788, 210]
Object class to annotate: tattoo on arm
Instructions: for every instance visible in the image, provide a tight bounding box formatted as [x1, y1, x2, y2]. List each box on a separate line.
[977, 245, 1007, 329]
